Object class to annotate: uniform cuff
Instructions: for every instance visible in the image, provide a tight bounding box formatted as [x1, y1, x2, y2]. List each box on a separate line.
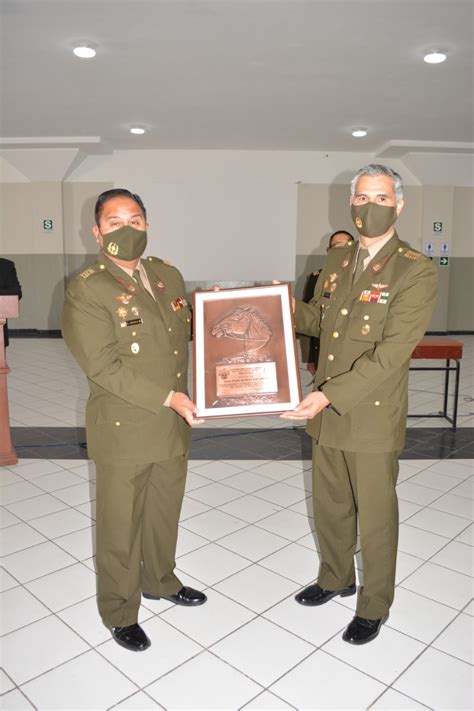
[163, 390, 175, 407]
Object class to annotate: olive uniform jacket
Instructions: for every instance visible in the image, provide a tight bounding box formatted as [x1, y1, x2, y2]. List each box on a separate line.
[62, 253, 192, 464]
[295, 233, 438, 453]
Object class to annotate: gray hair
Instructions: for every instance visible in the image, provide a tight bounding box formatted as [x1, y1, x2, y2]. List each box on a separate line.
[350, 164, 404, 204]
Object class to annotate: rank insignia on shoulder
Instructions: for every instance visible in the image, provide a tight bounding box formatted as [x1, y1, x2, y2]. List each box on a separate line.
[171, 296, 187, 311]
[403, 249, 422, 260]
[79, 268, 95, 279]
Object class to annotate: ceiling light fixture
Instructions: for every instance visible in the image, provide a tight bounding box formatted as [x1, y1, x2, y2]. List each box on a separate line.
[130, 126, 146, 135]
[352, 128, 368, 138]
[423, 50, 447, 64]
[73, 43, 96, 59]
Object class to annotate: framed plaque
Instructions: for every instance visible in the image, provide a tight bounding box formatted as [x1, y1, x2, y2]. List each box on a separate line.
[193, 284, 302, 418]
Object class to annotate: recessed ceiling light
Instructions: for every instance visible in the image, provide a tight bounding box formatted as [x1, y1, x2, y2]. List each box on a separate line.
[352, 128, 368, 138]
[423, 50, 447, 64]
[130, 126, 146, 135]
[73, 43, 96, 59]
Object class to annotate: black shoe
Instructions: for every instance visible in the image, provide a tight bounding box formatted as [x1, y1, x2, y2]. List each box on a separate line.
[342, 614, 388, 645]
[112, 623, 151, 651]
[143, 586, 207, 606]
[295, 582, 356, 606]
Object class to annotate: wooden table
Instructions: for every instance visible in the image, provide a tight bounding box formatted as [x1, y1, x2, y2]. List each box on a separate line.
[409, 336, 464, 430]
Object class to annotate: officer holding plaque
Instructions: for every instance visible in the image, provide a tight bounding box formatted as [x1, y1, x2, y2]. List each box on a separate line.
[282, 165, 438, 645]
[62, 188, 206, 652]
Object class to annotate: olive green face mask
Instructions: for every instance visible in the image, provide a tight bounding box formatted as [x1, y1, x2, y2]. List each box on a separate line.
[101, 225, 148, 261]
[351, 203, 398, 238]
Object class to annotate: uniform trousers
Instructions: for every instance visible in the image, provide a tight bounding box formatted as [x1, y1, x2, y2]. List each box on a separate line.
[312, 443, 399, 619]
[95, 454, 187, 627]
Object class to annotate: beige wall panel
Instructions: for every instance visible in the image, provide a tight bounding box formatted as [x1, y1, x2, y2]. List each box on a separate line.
[447, 258, 474, 331]
[4, 254, 65, 330]
[63, 181, 113, 256]
[30, 182, 64, 255]
[452, 187, 474, 257]
[0, 183, 34, 253]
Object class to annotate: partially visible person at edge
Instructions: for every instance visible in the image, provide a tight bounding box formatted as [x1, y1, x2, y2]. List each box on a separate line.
[282, 164, 438, 645]
[301, 231, 354, 376]
[0, 258, 22, 348]
[62, 188, 206, 652]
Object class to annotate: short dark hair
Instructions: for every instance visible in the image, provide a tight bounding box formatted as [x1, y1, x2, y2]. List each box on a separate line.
[94, 188, 147, 224]
[328, 230, 353, 247]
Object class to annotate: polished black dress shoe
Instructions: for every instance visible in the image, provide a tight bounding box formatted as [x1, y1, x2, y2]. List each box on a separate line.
[295, 582, 356, 606]
[342, 614, 388, 645]
[143, 586, 207, 606]
[112, 623, 151, 651]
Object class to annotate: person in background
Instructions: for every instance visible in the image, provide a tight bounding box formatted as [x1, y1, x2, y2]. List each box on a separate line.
[301, 231, 354, 375]
[62, 188, 206, 653]
[0, 258, 22, 348]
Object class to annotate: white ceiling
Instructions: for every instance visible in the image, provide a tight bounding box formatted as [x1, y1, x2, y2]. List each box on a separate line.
[1, 0, 473, 152]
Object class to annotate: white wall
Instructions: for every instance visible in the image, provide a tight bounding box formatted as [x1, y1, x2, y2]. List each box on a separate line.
[63, 149, 425, 281]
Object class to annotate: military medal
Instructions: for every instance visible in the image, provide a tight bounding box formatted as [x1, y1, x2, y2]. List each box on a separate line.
[116, 292, 132, 305]
[359, 290, 389, 304]
[329, 273, 337, 283]
[131, 342, 140, 354]
[171, 296, 187, 312]
[131, 306, 139, 316]
[323, 279, 330, 289]
[372, 283, 388, 290]
[116, 307, 128, 319]
[330, 283, 337, 292]
[361, 324, 371, 335]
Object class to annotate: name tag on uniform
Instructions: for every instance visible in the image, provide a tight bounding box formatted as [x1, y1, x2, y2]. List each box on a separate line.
[359, 290, 389, 304]
[120, 318, 144, 328]
[322, 291, 332, 298]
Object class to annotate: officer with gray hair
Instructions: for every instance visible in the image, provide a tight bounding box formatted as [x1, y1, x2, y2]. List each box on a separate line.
[283, 164, 438, 645]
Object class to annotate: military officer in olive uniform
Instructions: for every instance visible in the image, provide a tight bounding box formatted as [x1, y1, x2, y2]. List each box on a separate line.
[282, 165, 438, 645]
[62, 188, 206, 652]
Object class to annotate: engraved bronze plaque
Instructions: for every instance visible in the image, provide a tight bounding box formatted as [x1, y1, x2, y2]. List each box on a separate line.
[193, 284, 302, 418]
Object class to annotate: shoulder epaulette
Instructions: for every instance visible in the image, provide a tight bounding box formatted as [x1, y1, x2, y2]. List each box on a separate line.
[398, 247, 423, 261]
[79, 266, 100, 280]
[146, 256, 171, 266]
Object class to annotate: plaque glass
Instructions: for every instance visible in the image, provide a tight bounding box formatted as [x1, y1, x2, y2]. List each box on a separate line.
[193, 284, 302, 418]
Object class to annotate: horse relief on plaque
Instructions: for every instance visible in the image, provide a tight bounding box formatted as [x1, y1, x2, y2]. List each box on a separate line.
[193, 285, 302, 418]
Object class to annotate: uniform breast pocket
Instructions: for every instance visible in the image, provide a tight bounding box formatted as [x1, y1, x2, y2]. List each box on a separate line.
[346, 304, 386, 343]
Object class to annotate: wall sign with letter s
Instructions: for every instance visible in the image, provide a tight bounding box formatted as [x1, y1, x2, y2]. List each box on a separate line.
[43, 219, 53, 231]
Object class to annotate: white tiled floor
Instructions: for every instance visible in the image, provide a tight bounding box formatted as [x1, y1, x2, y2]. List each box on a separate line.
[0, 338, 473, 710]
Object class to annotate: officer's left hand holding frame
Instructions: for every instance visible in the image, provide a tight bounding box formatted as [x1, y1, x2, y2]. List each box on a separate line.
[193, 283, 302, 419]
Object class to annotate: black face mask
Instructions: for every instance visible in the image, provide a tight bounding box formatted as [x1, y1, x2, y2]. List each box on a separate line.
[101, 225, 148, 260]
[351, 203, 398, 238]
